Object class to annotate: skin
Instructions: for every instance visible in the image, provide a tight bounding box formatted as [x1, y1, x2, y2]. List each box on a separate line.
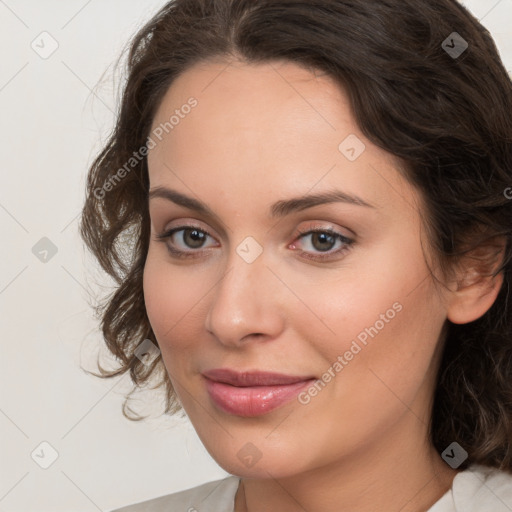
[142, 58, 503, 511]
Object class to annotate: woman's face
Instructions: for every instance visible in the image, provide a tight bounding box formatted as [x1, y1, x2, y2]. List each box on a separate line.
[143, 59, 450, 478]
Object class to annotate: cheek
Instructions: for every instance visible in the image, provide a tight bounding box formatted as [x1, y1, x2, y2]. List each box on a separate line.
[142, 250, 207, 353]
[362, 280, 445, 400]
[289, 240, 427, 355]
[354, 235, 445, 381]
[296, 230, 445, 397]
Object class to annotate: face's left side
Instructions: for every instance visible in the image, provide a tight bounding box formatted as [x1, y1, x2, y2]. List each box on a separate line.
[143, 58, 452, 480]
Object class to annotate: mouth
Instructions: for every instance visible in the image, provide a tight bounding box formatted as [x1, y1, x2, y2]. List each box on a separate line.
[202, 368, 316, 417]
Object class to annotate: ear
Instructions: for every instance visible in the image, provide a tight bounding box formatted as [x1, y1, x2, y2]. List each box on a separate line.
[445, 237, 506, 325]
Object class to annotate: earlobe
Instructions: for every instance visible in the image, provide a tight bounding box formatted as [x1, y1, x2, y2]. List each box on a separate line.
[445, 239, 506, 325]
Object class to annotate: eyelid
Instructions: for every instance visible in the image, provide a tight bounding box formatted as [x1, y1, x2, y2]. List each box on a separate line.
[156, 222, 219, 245]
[149, 205, 227, 239]
[292, 221, 354, 241]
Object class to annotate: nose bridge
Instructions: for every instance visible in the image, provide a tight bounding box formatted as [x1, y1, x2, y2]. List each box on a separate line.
[205, 243, 283, 345]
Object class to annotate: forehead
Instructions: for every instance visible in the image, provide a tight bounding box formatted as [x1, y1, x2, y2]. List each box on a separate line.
[149, 59, 348, 156]
[147, 59, 418, 219]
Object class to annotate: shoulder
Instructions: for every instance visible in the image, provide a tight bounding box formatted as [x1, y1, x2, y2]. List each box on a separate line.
[435, 463, 512, 512]
[108, 475, 241, 512]
[454, 463, 512, 511]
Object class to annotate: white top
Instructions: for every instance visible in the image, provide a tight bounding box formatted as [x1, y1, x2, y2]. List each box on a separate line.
[110, 464, 512, 511]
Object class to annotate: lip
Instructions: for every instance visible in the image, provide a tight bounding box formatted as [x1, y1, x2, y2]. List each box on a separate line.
[202, 368, 316, 417]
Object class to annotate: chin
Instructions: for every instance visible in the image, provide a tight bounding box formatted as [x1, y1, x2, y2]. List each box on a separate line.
[202, 437, 314, 480]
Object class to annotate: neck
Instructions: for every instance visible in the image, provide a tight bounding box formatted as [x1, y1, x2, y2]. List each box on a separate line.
[235, 411, 459, 512]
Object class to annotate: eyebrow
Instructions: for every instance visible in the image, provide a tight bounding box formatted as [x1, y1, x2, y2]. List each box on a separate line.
[148, 186, 375, 219]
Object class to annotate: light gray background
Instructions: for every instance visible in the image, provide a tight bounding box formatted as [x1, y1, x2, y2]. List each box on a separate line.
[0, 1, 511, 511]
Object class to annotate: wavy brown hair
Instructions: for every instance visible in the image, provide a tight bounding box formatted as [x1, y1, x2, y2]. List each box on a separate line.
[79, 0, 512, 471]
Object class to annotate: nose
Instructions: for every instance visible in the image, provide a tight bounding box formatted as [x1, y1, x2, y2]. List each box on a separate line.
[204, 248, 285, 347]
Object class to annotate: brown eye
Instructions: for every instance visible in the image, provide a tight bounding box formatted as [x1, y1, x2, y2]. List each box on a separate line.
[155, 225, 218, 259]
[310, 232, 336, 252]
[292, 227, 355, 262]
[181, 228, 208, 249]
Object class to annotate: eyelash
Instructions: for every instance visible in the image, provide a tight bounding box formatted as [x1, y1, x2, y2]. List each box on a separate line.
[154, 224, 355, 262]
[294, 226, 354, 261]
